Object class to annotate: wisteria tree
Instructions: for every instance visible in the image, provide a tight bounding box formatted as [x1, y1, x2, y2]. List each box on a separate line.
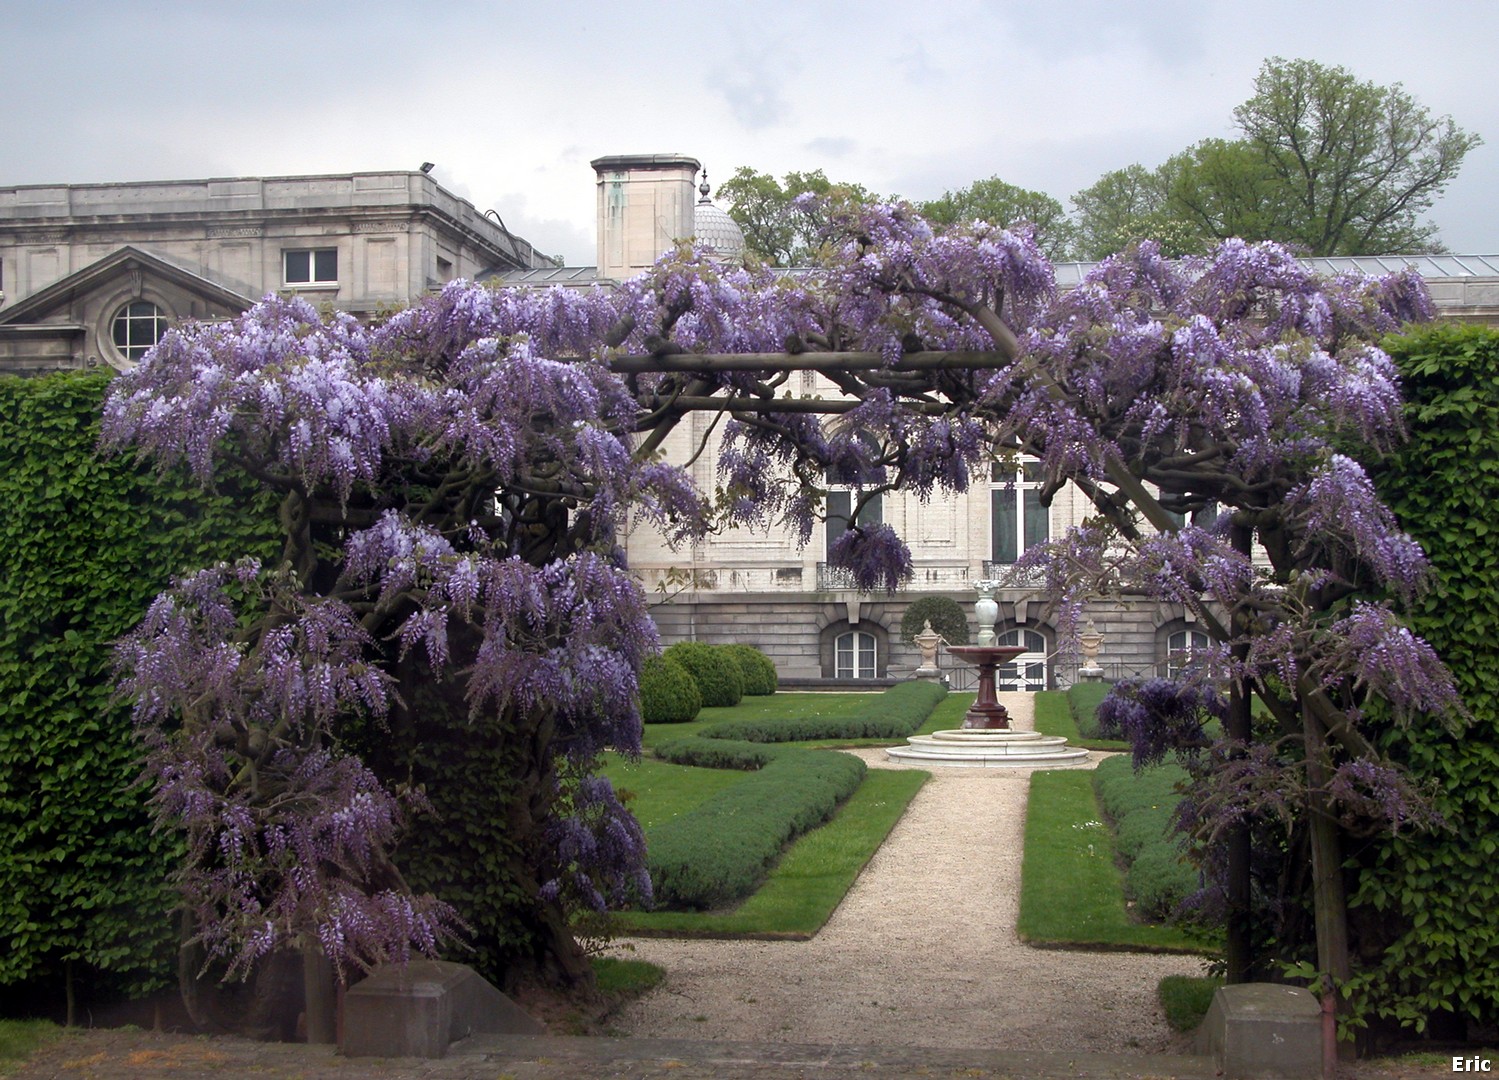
[104, 199, 1457, 1037]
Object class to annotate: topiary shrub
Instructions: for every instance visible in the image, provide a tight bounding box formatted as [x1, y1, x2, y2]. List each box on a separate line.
[723, 644, 778, 696]
[663, 641, 744, 708]
[899, 595, 970, 646]
[638, 654, 702, 723]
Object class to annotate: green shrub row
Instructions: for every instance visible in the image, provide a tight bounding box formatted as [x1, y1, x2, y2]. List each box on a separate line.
[700, 680, 947, 743]
[638, 654, 703, 723]
[644, 743, 866, 910]
[724, 644, 778, 696]
[1093, 756, 1197, 922]
[1066, 682, 1111, 739]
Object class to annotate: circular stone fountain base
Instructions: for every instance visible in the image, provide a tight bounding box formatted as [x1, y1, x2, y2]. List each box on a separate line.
[885, 728, 1091, 769]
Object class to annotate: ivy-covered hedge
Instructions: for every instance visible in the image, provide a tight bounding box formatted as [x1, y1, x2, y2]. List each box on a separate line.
[663, 641, 744, 708]
[645, 741, 866, 910]
[701, 680, 947, 743]
[723, 644, 778, 697]
[1354, 325, 1499, 1032]
[0, 371, 281, 1008]
[638, 654, 703, 723]
[1093, 756, 1196, 922]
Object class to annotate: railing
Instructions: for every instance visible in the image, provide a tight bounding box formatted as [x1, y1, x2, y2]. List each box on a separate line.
[980, 561, 1046, 587]
[815, 562, 973, 592]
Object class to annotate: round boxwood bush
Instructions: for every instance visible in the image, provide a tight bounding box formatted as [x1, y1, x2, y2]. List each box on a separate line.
[639, 654, 702, 723]
[664, 641, 744, 708]
[724, 644, 778, 696]
[900, 595, 970, 646]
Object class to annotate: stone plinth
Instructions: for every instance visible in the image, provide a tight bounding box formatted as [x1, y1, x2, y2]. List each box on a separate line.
[343, 959, 544, 1058]
[1195, 983, 1322, 1079]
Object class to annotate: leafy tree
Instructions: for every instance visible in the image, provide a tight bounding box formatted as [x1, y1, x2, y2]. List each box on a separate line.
[1073, 57, 1480, 257]
[103, 197, 1457, 1044]
[919, 176, 1076, 261]
[716, 166, 881, 265]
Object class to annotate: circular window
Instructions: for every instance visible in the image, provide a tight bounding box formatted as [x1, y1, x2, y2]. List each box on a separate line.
[111, 301, 168, 362]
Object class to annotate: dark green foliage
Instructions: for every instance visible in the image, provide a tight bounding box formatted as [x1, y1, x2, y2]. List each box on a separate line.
[1354, 325, 1499, 1031]
[701, 680, 947, 743]
[723, 644, 778, 696]
[1159, 975, 1223, 1033]
[645, 745, 866, 910]
[1066, 682, 1111, 739]
[898, 595, 970, 646]
[0, 371, 280, 1004]
[1093, 756, 1198, 923]
[638, 654, 703, 723]
[663, 641, 744, 708]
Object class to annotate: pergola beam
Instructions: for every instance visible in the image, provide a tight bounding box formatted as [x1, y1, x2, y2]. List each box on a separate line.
[606, 350, 1011, 374]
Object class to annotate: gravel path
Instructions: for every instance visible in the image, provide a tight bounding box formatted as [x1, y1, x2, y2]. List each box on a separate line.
[608, 692, 1206, 1053]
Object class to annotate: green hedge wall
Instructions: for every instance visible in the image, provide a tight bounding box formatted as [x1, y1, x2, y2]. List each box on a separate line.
[0, 371, 281, 1006]
[1355, 325, 1499, 1031]
[1066, 682, 1110, 740]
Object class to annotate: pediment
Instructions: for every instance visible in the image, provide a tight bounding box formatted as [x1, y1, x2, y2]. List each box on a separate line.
[0, 245, 252, 326]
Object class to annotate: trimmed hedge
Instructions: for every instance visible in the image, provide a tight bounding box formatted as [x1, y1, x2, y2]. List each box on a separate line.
[1067, 681, 1111, 739]
[899, 595, 970, 646]
[663, 641, 744, 708]
[639, 654, 702, 723]
[644, 743, 866, 910]
[0, 371, 281, 1005]
[1093, 756, 1197, 922]
[723, 644, 778, 696]
[701, 680, 947, 743]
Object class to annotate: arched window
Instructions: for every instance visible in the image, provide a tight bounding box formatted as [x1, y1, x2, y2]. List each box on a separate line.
[111, 301, 168, 362]
[997, 627, 1048, 691]
[1165, 629, 1211, 679]
[835, 630, 879, 679]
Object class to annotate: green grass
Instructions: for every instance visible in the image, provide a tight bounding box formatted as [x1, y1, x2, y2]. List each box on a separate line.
[600, 754, 747, 830]
[1017, 769, 1207, 953]
[0, 1019, 61, 1076]
[1033, 689, 1127, 751]
[1159, 974, 1222, 1032]
[614, 767, 928, 937]
[591, 955, 665, 995]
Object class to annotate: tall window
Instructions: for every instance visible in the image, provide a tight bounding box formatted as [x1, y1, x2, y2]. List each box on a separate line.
[111, 301, 168, 362]
[997, 628, 1048, 691]
[1165, 629, 1211, 679]
[991, 461, 1049, 565]
[835, 630, 878, 679]
[825, 489, 883, 555]
[284, 248, 338, 286]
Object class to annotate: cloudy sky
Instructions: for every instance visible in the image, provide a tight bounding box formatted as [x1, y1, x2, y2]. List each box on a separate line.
[4, 0, 1496, 264]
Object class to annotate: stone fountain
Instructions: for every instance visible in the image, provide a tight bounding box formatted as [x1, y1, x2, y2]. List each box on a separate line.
[885, 582, 1089, 768]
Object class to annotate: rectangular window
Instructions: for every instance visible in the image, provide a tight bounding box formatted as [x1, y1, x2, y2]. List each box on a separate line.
[825, 490, 883, 555]
[990, 461, 1048, 565]
[284, 248, 338, 285]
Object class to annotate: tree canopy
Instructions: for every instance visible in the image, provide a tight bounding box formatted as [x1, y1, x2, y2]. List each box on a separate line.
[917, 176, 1075, 262]
[714, 166, 881, 265]
[1072, 57, 1481, 257]
[103, 197, 1460, 1037]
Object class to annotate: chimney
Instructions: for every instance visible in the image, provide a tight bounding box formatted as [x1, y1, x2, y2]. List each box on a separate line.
[590, 154, 701, 282]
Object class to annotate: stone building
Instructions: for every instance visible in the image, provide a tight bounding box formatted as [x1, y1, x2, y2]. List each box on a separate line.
[0, 171, 552, 375]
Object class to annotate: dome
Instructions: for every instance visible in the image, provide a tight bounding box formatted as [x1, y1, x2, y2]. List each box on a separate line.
[693, 171, 745, 262]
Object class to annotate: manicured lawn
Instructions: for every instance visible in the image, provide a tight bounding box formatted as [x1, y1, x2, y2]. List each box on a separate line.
[1033, 689, 1128, 751]
[1017, 769, 1207, 954]
[600, 754, 746, 830]
[640, 691, 883, 750]
[615, 767, 928, 937]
